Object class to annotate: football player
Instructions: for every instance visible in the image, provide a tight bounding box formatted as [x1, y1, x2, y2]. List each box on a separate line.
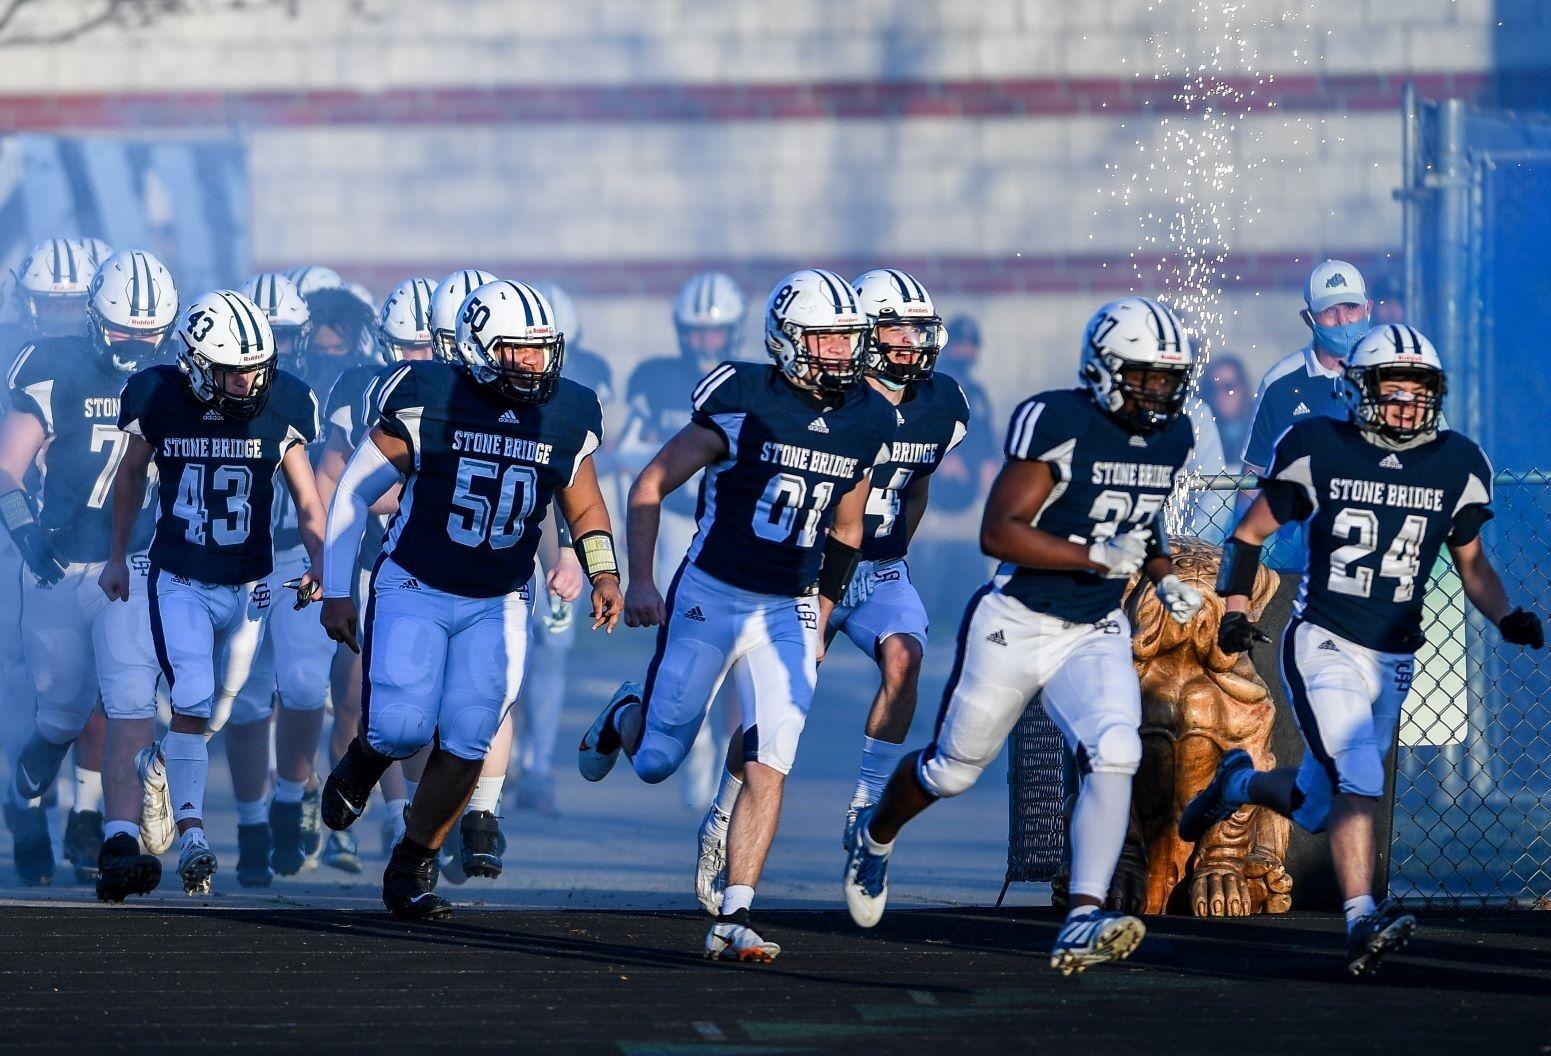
[0, 250, 175, 892]
[319, 280, 621, 920]
[691, 268, 970, 915]
[100, 289, 324, 896]
[1179, 324, 1544, 975]
[842, 297, 1206, 975]
[578, 269, 896, 962]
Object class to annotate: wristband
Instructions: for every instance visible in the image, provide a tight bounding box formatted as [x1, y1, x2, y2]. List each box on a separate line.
[0, 489, 37, 537]
[1216, 535, 1262, 599]
[573, 530, 619, 582]
[818, 536, 861, 604]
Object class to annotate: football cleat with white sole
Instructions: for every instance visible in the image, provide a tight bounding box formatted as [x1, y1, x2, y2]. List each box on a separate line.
[135, 747, 176, 855]
[694, 805, 729, 916]
[383, 847, 452, 921]
[177, 831, 218, 896]
[705, 909, 780, 963]
[578, 682, 639, 782]
[842, 806, 890, 928]
[1346, 899, 1417, 977]
[323, 830, 363, 875]
[1050, 910, 1146, 975]
[299, 785, 323, 866]
[1178, 748, 1254, 844]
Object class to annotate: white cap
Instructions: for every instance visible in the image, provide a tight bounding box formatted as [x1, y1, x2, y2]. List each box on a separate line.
[1303, 259, 1368, 315]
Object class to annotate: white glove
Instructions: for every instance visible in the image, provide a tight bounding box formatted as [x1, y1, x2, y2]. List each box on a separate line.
[1088, 530, 1149, 580]
[1156, 573, 1204, 624]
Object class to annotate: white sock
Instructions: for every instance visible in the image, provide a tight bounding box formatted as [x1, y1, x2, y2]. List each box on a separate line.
[73, 766, 104, 815]
[236, 798, 267, 826]
[1344, 895, 1377, 932]
[385, 798, 408, 822]
[710, 769, 742, 827]
[273, 776, 307, 804]
[467, 775, 504, 815]
[720, 884, 754, 917]
[852, 736, 903, 808]
[1067, 770, 1132, 907]
[104, 820, 140, 844]
[160, 732, 208, 824]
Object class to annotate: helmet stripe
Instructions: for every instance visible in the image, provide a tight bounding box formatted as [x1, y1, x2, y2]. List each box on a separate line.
[506, 280, 537, 327]
[886, 269, 915, 303]
[51, 239, 64, 284]
[696, 274, 711, 316]
[219, 291, 250, 350]
[412, 280, 428, 331]
[906, 270, 927, 302]
[1388, 324, 1404, 357]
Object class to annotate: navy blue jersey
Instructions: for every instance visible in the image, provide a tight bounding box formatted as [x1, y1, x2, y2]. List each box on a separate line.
[1262, 418, 1493, 654]
[627, 354, 704, 518]
[995, 388, 1195, 623]
[861, 373, 971, 562]
[119, 364, 319, 585]
[323, 362, 394, 570]
[686, 362, 895, 595]
[374, 362, 603, 598]
[7, 337, 155, 562]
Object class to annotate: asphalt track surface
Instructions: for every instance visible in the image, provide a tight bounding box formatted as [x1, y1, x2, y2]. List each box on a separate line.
[1, 907, 1548, 1053]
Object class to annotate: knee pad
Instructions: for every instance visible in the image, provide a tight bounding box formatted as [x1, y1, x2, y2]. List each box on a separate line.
[275, 660, 329, 712]
[917, 745, 984, 798]
[31, 696, 94, 745]
[437, 698, 502, 761]
[1085, 723, 1142, 776]
[365, 701, 436, 760]
[631, 735, 689, 785]
[1333, 741, 1385, 798]
[25, 628, 92, 713]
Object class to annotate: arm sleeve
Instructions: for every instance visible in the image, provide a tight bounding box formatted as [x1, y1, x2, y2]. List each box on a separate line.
[322, 439, 403, 598]
[1257, 425, 1316, 523]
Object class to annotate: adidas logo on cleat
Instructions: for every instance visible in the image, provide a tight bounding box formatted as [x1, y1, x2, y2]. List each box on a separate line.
[1379, 453, 1403, 470]
[1319, 639, 1340, 652]
[684, 606, 706, 622]
[1292, 401, 1311, 416]
[203, 409, 224, 421]
[1129, 434, 1147, 448]
[499, 409, 520, 424]
[985, 629, 1007, 646]
[808, 417, 830, 434]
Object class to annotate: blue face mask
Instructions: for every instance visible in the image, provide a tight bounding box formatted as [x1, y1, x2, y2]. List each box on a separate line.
[1311, 316, 1369, 360]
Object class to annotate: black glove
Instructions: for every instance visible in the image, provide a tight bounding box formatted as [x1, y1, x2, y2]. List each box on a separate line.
[1499, 608, 1544, 649]
[0, 490, 63, 587]
[1218, 611, 1271, 655]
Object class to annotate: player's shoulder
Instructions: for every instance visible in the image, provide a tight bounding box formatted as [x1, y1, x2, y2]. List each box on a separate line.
[8, 336, 88, 388]
[691, 359, 762, 412]
[1025, 387, 1097, 429]
[123, 362, 182, 401]
[267, 368, 319, 428]
[549, 375, 605, 427]
[379, 358, 458, 410]
[918, 371, 971, 420]
[1432, 429, 1493, 477]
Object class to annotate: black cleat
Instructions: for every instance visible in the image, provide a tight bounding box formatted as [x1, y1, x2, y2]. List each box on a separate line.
[1347, 899, 1417, 977]
[299, 785, 322, 864]
[12, 803, 54, 886]
[269, 800, 305, 875]
[95, 833, 161, 902]
[383, 847, 453, 921]
[460, 810, 506, 879]
[64, 809, 104, 883]
[323, 738, 391, 832]
[1178, 748, 1255, 844]
[237, 823, 275, 887]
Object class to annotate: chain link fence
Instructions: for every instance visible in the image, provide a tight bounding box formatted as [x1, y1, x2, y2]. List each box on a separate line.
[1008, 469, 1551, 909]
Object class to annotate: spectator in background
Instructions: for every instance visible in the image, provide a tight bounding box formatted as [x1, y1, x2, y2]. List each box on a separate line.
[933, 314, 998, 513]
[1201, 354, 1253, 472]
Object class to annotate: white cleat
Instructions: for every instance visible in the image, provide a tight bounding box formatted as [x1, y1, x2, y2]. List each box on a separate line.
[842, 806, 890, 929]
[177, 831, 218, 896]
[577, 681, 640, 783]
[1049, 911, 1146, 975]
[135, 747, 175, 856]
[704, 912, 780, 964]
[694, 805, 729, 916]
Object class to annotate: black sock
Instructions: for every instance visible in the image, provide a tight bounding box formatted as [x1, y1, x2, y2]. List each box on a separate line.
[397, 837, 436, 861]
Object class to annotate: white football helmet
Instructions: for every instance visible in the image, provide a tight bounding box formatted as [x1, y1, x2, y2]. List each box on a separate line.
[851, 268, 946, 386]
[12, 237, 93, 336]
[346, 281, 377, 315]
[288, 264, 344, 297]
[763, 269, 868, 393]
[1343, 324, 1446, 442]
[530, 282, 580, 347]
[430, 269, 498, 363]
[177, 290, 277, 420]
[241, 272, 311, 366]
[675, 271, 745, 368]
[456, 280, 564, 403]
[79, 238, 114, 269]
[88, 250, 179, 372]
[377, 277, 436, 362]
[1079, 296, 1194, 433]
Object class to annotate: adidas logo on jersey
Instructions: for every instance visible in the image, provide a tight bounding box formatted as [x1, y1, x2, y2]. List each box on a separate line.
[808, 417, 830, 434]
[203, 408, 224, 421]
[985, 629, 1007, 646]
[684, 605, 706, 622]
[499, 409, 520, 425]
[1292, 401, 1311, 416]
[1379, 453, 1404, 470]
[1128, 434, 1147, 448]
[1318, 639, 1340, 652]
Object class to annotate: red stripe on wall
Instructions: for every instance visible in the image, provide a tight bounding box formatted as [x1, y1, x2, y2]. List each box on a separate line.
[0, 72, 1496, 131]
[279, 250, 1397, 299]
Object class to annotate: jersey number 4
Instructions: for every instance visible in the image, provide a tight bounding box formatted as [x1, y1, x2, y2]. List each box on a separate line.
[174, 464, 253, 546]
[1328, 508, 1426, 603]
[447, 457, 537, 549]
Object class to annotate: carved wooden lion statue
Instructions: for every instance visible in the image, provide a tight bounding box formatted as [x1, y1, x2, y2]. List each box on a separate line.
[1055, 537, 1292, 916]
